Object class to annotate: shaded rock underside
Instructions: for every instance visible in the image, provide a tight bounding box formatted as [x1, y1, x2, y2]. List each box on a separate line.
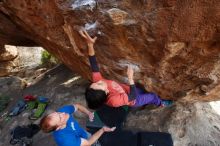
[0, 0, 220, 101]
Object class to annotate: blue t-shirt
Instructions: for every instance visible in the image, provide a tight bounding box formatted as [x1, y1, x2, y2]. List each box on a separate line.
[53, 105, 88, 146]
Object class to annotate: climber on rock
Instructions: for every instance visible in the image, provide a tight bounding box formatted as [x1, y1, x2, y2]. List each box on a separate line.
[79, 30, 173, 110]
[40, 104, 116, 146]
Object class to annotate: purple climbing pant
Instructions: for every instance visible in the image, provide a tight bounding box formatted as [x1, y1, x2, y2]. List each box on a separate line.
[132, 87, 162, 107]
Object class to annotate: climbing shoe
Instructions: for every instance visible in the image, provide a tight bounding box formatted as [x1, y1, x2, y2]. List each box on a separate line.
[9, 100, 27, 117]
[24, 95, 37, 110]
[29, 96, 49, 120]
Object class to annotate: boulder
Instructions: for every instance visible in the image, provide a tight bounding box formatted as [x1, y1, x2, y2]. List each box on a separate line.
[0, 45, 18, 62]
[0, 0, 220, 101]
[0, 46, 43, 77]
[0, 61, 15, 77]
[126, 102, 220, 146]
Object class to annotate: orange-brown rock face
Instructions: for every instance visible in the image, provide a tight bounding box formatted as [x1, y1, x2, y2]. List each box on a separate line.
[0, 0, 220, 101]
[0, 12, 37, 49]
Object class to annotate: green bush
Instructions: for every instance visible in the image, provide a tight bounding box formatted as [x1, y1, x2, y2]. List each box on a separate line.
[41, 50, 59, 67]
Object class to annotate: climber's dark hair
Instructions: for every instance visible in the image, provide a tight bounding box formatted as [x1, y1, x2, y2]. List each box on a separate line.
[85, 87, 107, 110]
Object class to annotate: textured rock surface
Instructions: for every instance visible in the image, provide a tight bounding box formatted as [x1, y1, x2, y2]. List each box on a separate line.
[0, 45, 18, 61]
[0, 12, 37, 50]
[0, 0, 220, 101]
[0, 76, 27, 95]
[0, 45, 18, 76]
[126, 102, 220, 146]
[0, 61, 14, 76]
[0, 45, 43, 76]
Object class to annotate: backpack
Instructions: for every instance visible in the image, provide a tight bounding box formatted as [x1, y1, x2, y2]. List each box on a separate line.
[10, 124, 40, 146]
